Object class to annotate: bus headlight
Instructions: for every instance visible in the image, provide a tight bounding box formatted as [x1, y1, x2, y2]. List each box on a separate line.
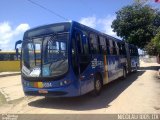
[60, 80, 70, 86]
[64, 80, 68, 84]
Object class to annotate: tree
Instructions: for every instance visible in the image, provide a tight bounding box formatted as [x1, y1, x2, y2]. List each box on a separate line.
[145, 39, 158, 56]
[154, 30, 160, 52]
[111, 3, 160, 49]
[144, 27, 160, 55]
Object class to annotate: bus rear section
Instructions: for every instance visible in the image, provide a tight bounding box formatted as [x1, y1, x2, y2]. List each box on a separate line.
[129, 45, 139, 71]
[125, 44, 139, 72]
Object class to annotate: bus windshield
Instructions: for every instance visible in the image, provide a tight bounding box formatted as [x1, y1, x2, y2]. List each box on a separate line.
[22, 33, 69, 78]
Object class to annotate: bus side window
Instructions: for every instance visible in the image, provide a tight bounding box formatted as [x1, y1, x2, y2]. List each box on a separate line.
[135, 47, 138, 56]
[0, 54, 2, 61]
[89, 34, 99, 54]
[3, 54, 9, 61]
[113, 41, 117, 55]
[115, 42, 119, 55]
[133, 47, 138, 56]
[117, 42, 122, 55]
[99, 36, 106, 54]
[10, 54, 15, 61]
[109, 40, 113, 55]
[83, 34, 89, 55]
[79, 32, 91, 73]
[76, 33, 83, 54]
[106, 38, 110, 55]
[71, 37, 79, 76]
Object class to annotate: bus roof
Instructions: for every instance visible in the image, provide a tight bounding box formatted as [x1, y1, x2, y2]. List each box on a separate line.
[26, 22, 71, 32]
[23, 21, 133, 45]
[24, 21, 122, 41]
[24, 22, 71, 38]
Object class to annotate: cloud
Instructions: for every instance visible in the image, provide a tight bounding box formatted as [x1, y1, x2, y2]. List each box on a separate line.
[79, 16, 96, 28]
[98, 15, 118, 38]
[14, 24, 30, 35]
[79, 15, 121, 39]
[0, 22, 30, 50]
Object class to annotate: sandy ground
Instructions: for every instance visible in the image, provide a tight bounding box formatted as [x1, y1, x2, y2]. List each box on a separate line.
[0, 61, 159, 114]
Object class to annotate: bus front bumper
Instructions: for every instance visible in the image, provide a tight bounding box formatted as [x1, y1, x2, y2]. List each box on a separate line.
[22, 81, 80, 97]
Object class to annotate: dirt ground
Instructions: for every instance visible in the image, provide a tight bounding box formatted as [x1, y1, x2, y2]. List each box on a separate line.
[0, 61, 160, 114]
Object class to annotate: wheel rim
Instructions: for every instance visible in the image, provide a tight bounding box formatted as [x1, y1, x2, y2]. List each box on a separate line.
[96, 79, 101, 91]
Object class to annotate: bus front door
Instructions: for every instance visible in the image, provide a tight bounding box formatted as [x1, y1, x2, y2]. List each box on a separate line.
[74, 30, 93, 95]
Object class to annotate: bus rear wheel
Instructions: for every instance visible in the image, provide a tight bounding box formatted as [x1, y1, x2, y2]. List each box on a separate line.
[92, 75, 102, 96]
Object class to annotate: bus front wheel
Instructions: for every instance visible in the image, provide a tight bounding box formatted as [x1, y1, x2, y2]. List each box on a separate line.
[92, 74, 102, 96]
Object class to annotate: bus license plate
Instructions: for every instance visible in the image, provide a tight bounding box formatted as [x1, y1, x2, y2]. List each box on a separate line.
[38, 90, 48, 94]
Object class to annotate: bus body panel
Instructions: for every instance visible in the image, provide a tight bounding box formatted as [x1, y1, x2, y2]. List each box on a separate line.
[128, 44, 139, 72]
[108, 55, 126, 82]
[78, 54, 105, 95]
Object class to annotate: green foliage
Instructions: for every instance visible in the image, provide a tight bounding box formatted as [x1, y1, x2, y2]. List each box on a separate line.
[145, 39, 158, 55]
[153, 30, 160, 53]
[145, 30, 160, 55]
[111, 3, 160, 49]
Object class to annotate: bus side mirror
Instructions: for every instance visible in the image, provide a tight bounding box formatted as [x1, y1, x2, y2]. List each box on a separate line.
[15, 40, 22, 60]
[15, 40, 22, 49]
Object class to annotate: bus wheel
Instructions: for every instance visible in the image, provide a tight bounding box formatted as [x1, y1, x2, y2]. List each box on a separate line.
[123, 68, 127, 79]
[92, 75, 102, 96]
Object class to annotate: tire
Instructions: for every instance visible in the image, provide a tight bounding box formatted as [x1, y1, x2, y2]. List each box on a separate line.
[92, 74, 102, 96]
[123, 67, 127, 79]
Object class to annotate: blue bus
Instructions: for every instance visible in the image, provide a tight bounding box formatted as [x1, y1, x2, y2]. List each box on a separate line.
[15, 21, 139, 97]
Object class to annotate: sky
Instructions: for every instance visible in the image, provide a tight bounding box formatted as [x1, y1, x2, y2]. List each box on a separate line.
[0, 0, 159, 50]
